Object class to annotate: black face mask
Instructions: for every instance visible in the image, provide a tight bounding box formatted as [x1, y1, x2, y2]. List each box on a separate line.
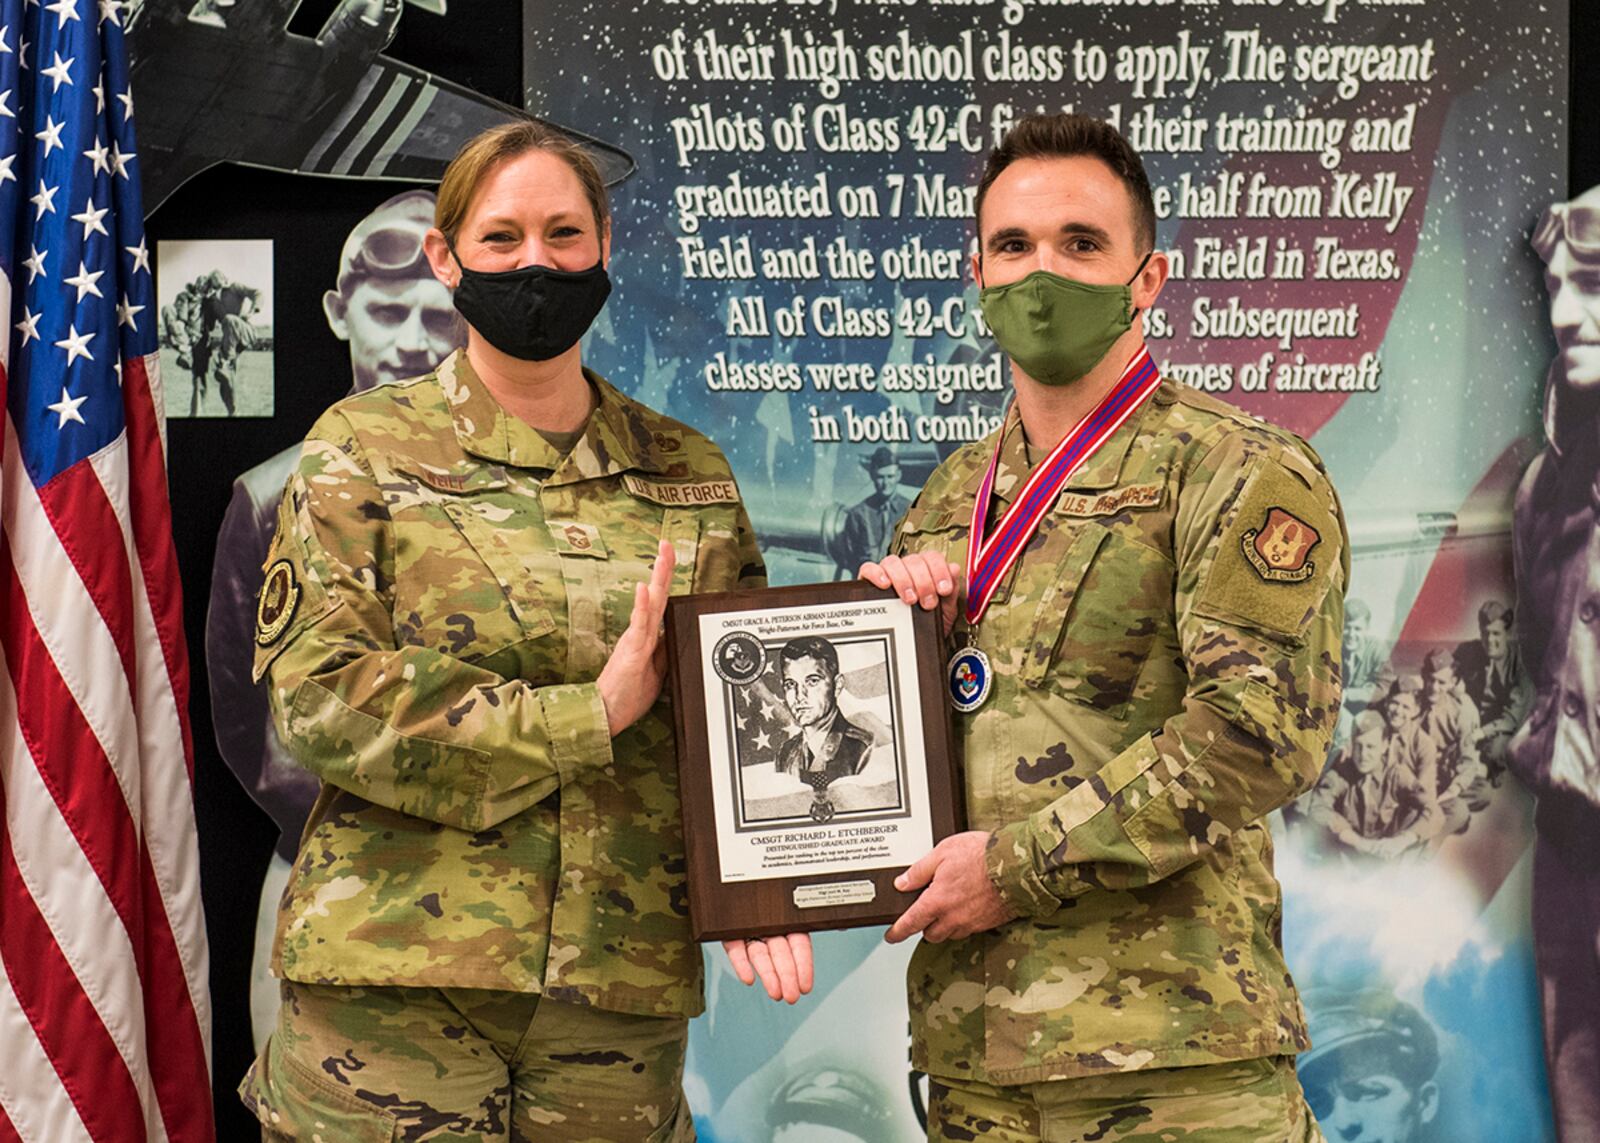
[449, 244, 611, 362]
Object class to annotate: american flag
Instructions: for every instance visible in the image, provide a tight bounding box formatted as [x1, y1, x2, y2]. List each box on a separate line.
[0, 0, 214, 1140]
[733, 678, 792, 770]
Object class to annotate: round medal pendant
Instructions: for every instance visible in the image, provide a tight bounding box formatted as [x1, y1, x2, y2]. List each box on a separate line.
[947, 646, 992, 713]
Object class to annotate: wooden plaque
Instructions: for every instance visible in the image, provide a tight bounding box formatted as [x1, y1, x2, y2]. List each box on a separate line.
[666, 581, 961, 942]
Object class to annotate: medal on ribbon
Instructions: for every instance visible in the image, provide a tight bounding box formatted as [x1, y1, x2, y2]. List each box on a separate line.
[948, 348, 1161, 712]
[947, 644, 992, 713]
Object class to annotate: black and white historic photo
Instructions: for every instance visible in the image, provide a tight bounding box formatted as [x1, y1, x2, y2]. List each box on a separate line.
[699, 598, 935, 883]
[725, 632, 905, 828]
[157, 239, 274, 418]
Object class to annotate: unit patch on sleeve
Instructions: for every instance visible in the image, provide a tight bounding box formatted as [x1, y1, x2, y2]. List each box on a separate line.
[255, 559, 302, 647]
[1194, 449, 1342, 641]
[1241, 507, 1320, 583]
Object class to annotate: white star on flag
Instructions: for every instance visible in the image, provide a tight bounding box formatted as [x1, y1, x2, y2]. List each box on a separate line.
[0, 154, 15, 184]
[116, 294, 143, 331]
[44, 0, 78, 28]
[0, 89, 13, 118]
[125, 237, 149, 273]
[15, 306, 41, 343]
[41, 50, 72, 91]
[83, 136, 108, 173]
[0, 26, 11, 52]
[30, 178, 57, 218]
[91, 76, 102, 112]
[752, 728, 772, 752]
[46, 386, 87, 427]
[54, 323, 94, 365]
[109, 139, 133, 178]
[97, 0, 120, 24]
[64, 259, 103, 302]
[22, 243, 46, 281]
[35, 113, 63, 153]
[115, 88, 132, 120]
[71, 196, 107, 238]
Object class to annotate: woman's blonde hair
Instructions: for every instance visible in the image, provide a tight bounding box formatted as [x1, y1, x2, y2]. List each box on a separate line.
[434, 120, 610, 243]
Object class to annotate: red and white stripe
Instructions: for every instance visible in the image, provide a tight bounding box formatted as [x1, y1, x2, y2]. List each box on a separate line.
[0, 348, 214, 1141]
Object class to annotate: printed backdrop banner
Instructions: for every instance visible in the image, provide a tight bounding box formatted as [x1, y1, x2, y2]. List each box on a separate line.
[525, 1, 1565, 1139]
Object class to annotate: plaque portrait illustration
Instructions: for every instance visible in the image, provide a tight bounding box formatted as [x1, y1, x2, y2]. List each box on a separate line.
[723, 633, 909, 828]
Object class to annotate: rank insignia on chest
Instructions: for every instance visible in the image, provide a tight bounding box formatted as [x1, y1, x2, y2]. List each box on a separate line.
[255, 559, 301, 646]
[947, 645, 992, 713]
[1242, 507, 1320, 582]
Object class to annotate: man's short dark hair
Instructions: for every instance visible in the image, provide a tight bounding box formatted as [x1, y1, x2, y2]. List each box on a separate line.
[1478, 600, 1512, 631]
[975, 113, 1156, 253]
[780, 636, 839, 677]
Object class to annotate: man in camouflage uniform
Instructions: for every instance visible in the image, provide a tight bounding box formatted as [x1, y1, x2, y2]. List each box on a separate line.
[238, 344, 764, 1138]
[866, 114, 1345, 1140]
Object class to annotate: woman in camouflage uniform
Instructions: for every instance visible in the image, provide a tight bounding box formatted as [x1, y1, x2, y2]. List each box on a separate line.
[239, 122, 764, 1141]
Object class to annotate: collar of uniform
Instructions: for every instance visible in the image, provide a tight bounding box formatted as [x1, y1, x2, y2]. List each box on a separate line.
[546, 370, 678, 485]
[437, 351, 674, 478]
[437, 349, 554, 467]
[988, 378, 1169, 505]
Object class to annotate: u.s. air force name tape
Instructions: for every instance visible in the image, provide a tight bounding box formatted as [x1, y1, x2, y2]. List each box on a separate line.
[623, 474, 742, 506]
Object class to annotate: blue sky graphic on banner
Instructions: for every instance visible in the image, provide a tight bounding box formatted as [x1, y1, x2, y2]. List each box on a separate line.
[527, 2, 1567, 1137]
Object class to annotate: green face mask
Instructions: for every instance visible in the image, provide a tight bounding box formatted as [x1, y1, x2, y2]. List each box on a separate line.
[978, 256, 1150, 387]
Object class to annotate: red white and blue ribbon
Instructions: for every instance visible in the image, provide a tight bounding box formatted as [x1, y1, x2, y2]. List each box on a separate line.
[965, 347, 1161, 625]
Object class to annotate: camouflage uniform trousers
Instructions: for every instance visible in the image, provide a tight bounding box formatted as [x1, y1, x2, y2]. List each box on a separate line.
[240, 980, 696, 1142]
[927, 1057, 1326, 1143]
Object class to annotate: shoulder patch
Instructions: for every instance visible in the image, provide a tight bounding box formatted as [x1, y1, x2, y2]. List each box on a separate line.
[255, 559, 301, 647]
[1241, 507, 1320, 582]
[624, 473, 741, 507]
[1195, 455, 1342, 640]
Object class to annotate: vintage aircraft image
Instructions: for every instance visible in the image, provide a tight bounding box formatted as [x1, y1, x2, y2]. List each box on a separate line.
[126, 0, 634, 213]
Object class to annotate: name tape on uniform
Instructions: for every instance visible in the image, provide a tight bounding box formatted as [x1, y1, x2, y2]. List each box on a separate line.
[624, 474, 741, 507]
[1055, 483, 1163, 518]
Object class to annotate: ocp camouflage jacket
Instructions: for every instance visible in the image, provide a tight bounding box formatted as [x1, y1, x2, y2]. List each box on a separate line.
[893, 378, 1348, 1085]
[253, 351, 764, 1017]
